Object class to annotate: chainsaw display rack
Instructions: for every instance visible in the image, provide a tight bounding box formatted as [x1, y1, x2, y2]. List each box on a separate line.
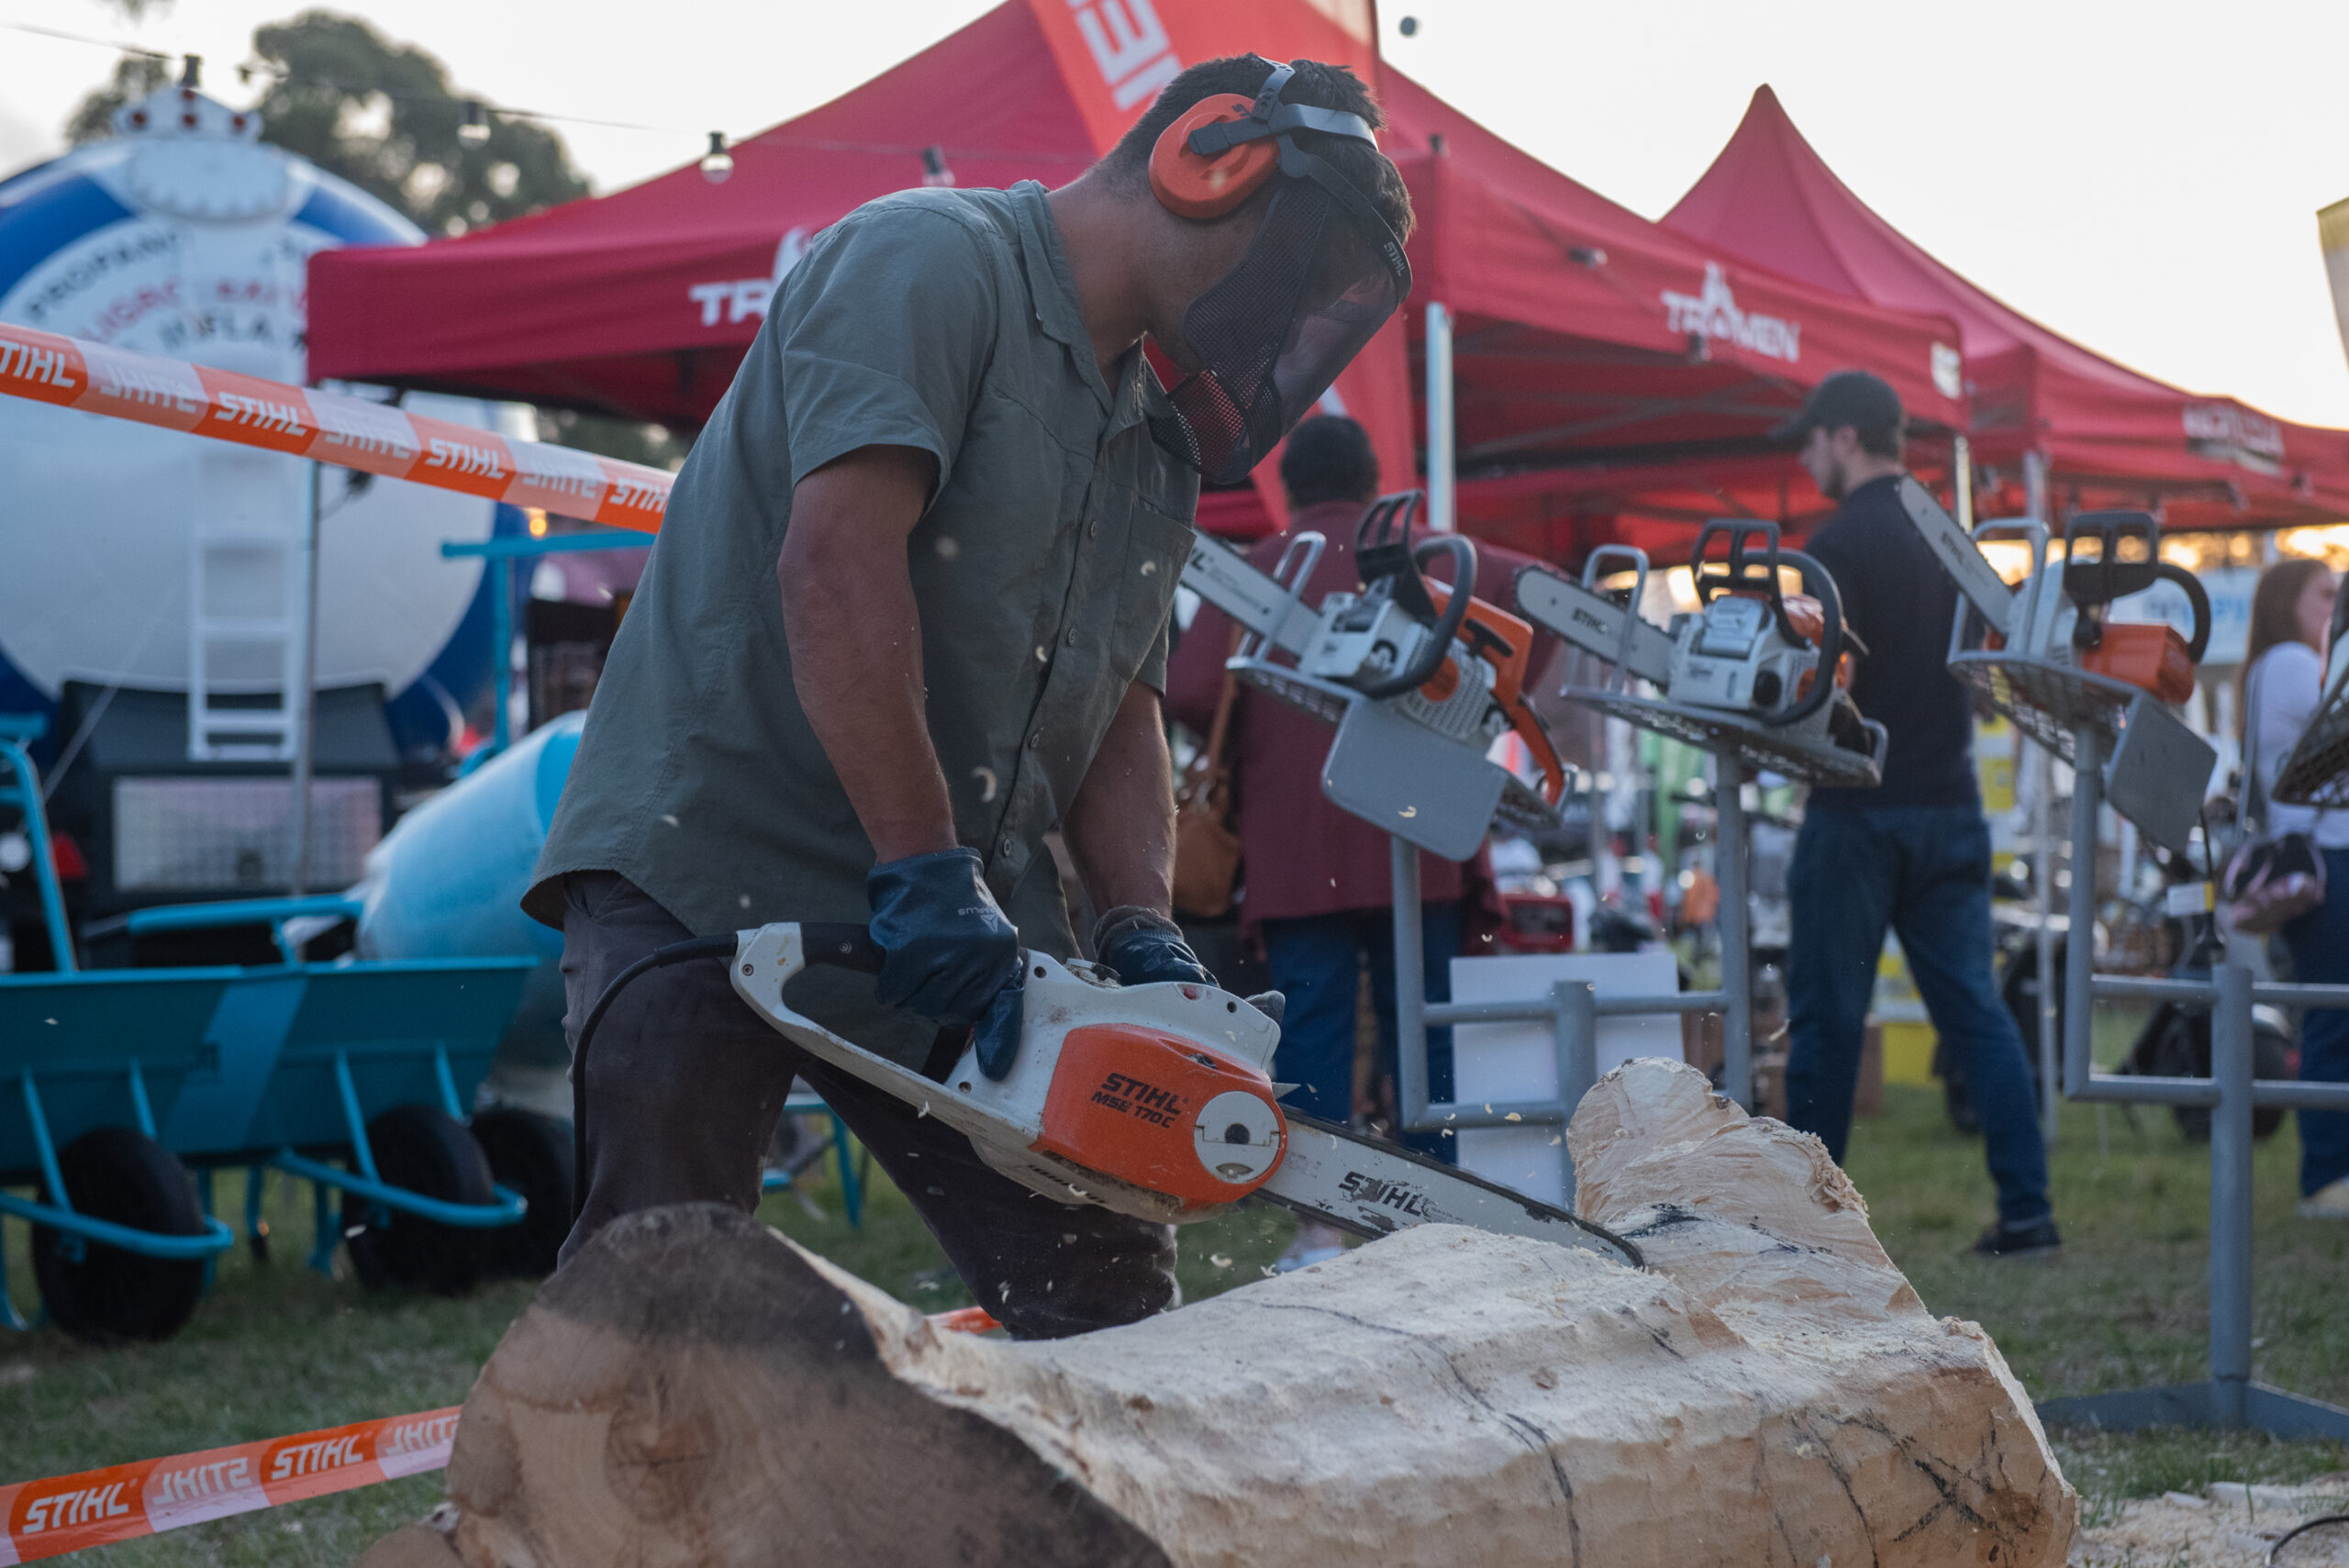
[1944, 653, 2142, 765]
[1555, 687, 1886, 789]
[1385, 733, 1758, 1212]
[2027, 721, 2349, 1439]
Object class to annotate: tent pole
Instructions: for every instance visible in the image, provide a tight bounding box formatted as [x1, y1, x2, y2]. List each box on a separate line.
[2023, 446, 2058, 1143]
[1954, 433, 1973, 531]
[286, 459, 321, 901]
[1425, 301, 1455, 532]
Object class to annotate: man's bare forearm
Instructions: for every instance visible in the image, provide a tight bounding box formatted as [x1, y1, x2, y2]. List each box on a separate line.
[1063, 682, 1176, 917]
[777, 448, 956, 864]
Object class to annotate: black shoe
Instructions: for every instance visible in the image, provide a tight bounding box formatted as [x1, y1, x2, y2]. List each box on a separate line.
[1973, 1217, 2062, 1259]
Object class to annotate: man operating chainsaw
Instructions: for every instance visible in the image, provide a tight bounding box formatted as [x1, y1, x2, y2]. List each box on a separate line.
[523, 57, 1415, 1335]
[1777, 371, 2058, 1259]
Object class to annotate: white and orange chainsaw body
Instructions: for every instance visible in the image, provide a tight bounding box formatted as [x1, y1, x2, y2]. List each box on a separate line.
[728, 925, 1286, 1225]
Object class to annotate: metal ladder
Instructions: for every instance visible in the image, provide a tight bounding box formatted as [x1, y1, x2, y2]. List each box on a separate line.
[186, 526, 304, 762]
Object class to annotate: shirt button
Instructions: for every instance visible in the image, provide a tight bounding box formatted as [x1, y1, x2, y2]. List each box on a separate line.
[999, 837, 1015, 856]
[1087, 519, 1100, 539]
[1064, 628, 1078, 646]
[1027, 731, 1041, 749]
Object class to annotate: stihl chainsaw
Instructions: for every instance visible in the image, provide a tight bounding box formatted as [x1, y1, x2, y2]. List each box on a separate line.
[1891, 478, 2217, 852]
[715, 921, 1639, 1266]
[1180, 490, 1565, 862]
[1509, 518, 1888, 786]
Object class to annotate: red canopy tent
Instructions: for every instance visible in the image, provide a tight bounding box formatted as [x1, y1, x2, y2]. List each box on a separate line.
[1664, 86, 2349, 531]
[306, 2, 1967, 554]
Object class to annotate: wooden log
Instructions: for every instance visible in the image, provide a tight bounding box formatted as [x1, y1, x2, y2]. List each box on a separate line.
[399, 1060, 2074, 1567]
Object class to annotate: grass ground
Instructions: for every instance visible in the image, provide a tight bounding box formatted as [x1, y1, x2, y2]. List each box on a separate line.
[4, 1018, 2344, 1562]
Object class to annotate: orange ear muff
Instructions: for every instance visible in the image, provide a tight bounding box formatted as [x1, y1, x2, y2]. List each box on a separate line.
[1149, 96, 1280, 220]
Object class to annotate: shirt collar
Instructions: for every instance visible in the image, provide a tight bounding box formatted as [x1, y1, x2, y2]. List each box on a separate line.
[1008, 181, 1114, 413]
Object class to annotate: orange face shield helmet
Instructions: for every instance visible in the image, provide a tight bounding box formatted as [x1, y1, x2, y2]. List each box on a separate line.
[1142, 61, 1412, 485]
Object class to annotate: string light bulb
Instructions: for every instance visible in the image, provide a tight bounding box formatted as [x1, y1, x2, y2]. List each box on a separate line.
[459, 100, 490, 146]
[699, 130, 733, 183]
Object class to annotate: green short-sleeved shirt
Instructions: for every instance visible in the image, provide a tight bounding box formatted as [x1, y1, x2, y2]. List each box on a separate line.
[526, 182, 1198, 991]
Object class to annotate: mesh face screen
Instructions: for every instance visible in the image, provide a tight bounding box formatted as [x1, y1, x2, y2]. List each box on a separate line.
[1151, 182, 1403, 486]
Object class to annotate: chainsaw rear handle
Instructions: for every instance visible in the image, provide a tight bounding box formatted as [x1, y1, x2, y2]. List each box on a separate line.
[1772, 546, 1847, 728]
[798, 922, 885, 973]
[1358, 529, 1480, 700]
[2062, 511, 2210, 664]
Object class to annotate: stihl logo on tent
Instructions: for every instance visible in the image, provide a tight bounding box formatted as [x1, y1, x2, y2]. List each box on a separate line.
[1932, 342, 1963, 400]
[2183, 402, 2285, 475]
[689, 228, 812, 328]
[1662, 263, 1802, 363]
[1069, 0, 1181, 111]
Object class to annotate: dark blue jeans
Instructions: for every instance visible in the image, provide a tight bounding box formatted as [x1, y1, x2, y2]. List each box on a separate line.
[1261, 904, 1460, 1162]
[2281, 848, 2349, 1196]
[1787, 805, 2051, 1227]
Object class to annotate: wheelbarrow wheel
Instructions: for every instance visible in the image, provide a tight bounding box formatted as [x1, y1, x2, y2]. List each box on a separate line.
[342, 1104, 495, 1296]
[31, 1127, 207, 1344]
[468, 1107, 573, 1279]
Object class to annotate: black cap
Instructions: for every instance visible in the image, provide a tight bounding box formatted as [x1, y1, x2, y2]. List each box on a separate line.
[1771, 369, 1904, 447]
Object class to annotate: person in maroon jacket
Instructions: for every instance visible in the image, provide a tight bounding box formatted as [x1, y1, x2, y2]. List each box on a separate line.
[1164, 416, 1549, 1268]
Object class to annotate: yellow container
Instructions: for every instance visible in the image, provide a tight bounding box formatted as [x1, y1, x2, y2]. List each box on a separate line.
[1879, 1020, 1938, 1085]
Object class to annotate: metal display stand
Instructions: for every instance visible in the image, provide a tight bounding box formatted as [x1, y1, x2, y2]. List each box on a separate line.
[1386, 735, 1756, 1212]
[2008, 692, 2349, 1439]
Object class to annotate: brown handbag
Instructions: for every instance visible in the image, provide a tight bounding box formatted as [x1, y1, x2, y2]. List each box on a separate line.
[1171, 631, 1243, 919]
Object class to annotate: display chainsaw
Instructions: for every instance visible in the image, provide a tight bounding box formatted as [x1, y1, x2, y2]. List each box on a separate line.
[1892, 479, 2217, 851]
[1511, 519, 1888, 787]
[1179, 490, 1565, 862]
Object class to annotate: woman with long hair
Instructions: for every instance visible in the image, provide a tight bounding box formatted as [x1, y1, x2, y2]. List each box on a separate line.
[2238, 556, 2348, 1218]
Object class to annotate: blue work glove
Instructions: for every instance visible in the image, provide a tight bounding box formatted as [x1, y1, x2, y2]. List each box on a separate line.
[867, 848, 1025, 1081]
[1091, 906, 1216, 988]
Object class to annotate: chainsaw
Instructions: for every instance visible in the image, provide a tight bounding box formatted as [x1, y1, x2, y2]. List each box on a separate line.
[1180, 490, 1566, 862]
[714, 921, 1640, 1265]
[1509, 518, 1888, 785]
[1892, 478, 2218, 852]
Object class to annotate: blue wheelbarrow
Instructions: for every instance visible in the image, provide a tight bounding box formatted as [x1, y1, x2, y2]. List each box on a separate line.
[0, 715, 236, 1340]
[2, 717, 531, 1340]
[111, 897, 537, 1298]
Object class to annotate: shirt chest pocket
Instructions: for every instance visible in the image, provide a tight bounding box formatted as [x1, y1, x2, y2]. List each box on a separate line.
[1104, 504, 1192, 685]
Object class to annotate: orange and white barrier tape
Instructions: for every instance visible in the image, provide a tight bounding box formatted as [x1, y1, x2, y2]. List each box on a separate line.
[0, 323, 670, 534]
[0, 1407, 459, 1563]
[0, 1307, 996, 1561]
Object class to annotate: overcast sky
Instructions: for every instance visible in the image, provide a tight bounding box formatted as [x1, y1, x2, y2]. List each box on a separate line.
[6, 0, 2349, 428]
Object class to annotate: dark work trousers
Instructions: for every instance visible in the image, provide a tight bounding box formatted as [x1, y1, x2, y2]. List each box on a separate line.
[556, 872, 1177, 1339]
[1260, 903, 1461, 1163]
[2281, 847, 2349, 1197]
[1786, 806, 2052, 1227]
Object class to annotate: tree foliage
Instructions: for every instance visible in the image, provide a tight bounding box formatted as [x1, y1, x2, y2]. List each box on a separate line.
[66, 10, 589, 237]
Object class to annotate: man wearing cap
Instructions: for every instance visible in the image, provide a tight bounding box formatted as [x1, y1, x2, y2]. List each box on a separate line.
[1777, 371, 2058, 1258]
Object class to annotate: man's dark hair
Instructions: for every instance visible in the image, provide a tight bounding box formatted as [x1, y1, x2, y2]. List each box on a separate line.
[1852, 423, 1904, 462]
[1107, 55, 1415, 243]
[1279, 414, 1378, 506]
